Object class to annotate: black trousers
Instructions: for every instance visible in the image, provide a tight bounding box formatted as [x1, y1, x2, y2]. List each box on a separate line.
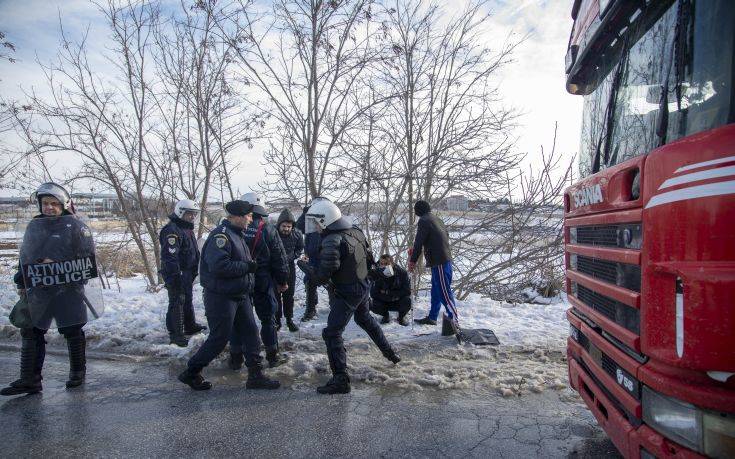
[276, 264, 296, 320]
[305, 274, 318, 311]
[22, 324, 84, 375]
[165, 271, 196, 333]
[188, 290, 262, 372]
[322, 281, 392, 376]
[370, 296, 412, 317]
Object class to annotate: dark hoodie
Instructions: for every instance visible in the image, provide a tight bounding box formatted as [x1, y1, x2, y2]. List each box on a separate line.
[276, 208, 304, 262]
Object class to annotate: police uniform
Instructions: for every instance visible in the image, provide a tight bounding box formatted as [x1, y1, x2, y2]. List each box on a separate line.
[229, 214, 289, 365]
[300, 218, 399, 393]
[159, 214, 202, 338]
[3, 211, 93, 395]
[186, 219, 263, 373]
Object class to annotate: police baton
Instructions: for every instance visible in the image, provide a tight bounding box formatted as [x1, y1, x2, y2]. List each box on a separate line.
[82, 294, 100, 319]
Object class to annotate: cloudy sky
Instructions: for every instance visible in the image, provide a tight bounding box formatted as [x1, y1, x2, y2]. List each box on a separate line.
[0, 0, 583, 197]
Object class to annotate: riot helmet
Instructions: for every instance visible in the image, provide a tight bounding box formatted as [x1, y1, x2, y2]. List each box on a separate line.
[174, 199, 201, 220]
[306, 198, 341, 230]
[33, 182, 72, 214]
[241, 192, 268, 217]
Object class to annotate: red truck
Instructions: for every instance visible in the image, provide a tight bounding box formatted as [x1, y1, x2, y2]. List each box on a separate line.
[563, 0, 734, 457]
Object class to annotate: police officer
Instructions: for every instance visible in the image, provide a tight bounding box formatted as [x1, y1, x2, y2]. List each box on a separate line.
[178, 200, 279, 391]
[159, 199, 206, 347]
[228, 192, 290, 369]
[2, 183, 93, 396]
[297, 199, 400, 395]
[295, 199, 327, 321]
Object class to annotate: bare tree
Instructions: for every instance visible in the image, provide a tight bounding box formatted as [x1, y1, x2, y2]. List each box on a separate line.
[12, 1, 165, 286]
[153, 0, 263, 236]
[220, 0, 387, 203]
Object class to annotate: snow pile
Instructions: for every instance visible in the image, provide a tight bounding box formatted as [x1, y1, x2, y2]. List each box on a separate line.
[0, 261, 571, 396]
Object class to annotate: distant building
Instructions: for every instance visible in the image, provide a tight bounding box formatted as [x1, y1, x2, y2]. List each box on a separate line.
[445, 195, 469, 211]
[71, 193, 121, 218]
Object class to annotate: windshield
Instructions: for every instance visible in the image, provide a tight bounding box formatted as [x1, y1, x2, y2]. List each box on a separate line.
[578, 0, 735, 177]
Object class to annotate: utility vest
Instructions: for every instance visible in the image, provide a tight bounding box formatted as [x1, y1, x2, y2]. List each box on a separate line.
[332, 227, 370, 284]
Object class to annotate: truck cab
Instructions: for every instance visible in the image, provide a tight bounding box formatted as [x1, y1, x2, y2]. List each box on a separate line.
[563, 0, 735, 457]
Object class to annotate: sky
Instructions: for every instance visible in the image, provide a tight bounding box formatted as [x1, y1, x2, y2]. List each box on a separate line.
[0, 0, 583, 197]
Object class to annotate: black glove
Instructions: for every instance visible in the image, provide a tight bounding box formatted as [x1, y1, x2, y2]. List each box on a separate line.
[297, 259, 312, 275]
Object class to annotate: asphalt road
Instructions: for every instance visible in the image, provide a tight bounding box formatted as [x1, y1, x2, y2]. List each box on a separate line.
[0, 348, 620, 458]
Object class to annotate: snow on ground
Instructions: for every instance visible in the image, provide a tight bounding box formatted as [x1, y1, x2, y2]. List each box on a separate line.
[0, 259, 571, 396]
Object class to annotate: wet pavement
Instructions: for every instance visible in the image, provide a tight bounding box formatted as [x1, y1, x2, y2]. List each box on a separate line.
[0, 348, 620, 458]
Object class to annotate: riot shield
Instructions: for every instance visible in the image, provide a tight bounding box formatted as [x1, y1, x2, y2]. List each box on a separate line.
[18, 214, 105, 330]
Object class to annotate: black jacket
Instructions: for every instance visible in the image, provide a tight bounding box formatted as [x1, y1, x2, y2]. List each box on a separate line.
[276, 209, 304, 262]
[199, 219, 257, 297]
[370, 264, 411, 302]
[243, 215, 289, 285]
[409, 212, 452, 267]
[159, 214, 200, 286]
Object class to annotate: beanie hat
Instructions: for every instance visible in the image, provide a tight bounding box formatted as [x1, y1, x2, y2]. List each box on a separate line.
[414, 200, 431, 216]
[225, 200, 254, 217]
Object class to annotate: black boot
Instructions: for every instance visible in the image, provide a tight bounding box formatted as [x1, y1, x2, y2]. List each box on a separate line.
[414, 316, 437, 326]
[380, 314, 390, 325]
[398, 314, 410, 327]
[66, 332, 86, 388]
[275, 318, 282, 331]
[442, 313, 463, 343]
[184, 323, 207, 336]
[228, 351, 244, 371]
[178, 368, 212, 391]
[317, 374, 350, 395]
[441, 313, 456, 337]
[301, 308, 317, 322]
[382, 348, 401, 364]
[246, 366, 280, 390]
[266, 346, 287, 368]
[1, 332, 43, 396]
[286, 318, 299, 332]
[169, 300, 188, 347]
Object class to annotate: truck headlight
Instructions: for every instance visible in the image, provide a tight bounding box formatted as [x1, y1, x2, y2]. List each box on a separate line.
[643, 386, 702, 451]
[643, 387, 735, 456]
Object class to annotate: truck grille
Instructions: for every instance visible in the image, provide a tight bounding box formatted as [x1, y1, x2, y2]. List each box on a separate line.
[575, 255, 641, 292]
[576, 225, 619, 246]
[577, 255, 617, 284]
[576, 284, 640, 333]
[570, 324, 641, 402]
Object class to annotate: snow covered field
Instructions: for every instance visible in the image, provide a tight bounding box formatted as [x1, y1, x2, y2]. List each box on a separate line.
[0, 258, 572, 397]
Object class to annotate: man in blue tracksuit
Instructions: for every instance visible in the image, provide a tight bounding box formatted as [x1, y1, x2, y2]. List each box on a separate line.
[178, 200, 279, 391]
[228, 192, 289, 369]
[408, 200, 461, 340]
[159, 199, 206, 347]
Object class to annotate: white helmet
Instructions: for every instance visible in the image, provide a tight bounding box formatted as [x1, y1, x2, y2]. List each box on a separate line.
[34, 182, 71, 212]
[241, 191, 268, 216]
[306, 198, 341, 229]
[174, 199, 201, 219]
